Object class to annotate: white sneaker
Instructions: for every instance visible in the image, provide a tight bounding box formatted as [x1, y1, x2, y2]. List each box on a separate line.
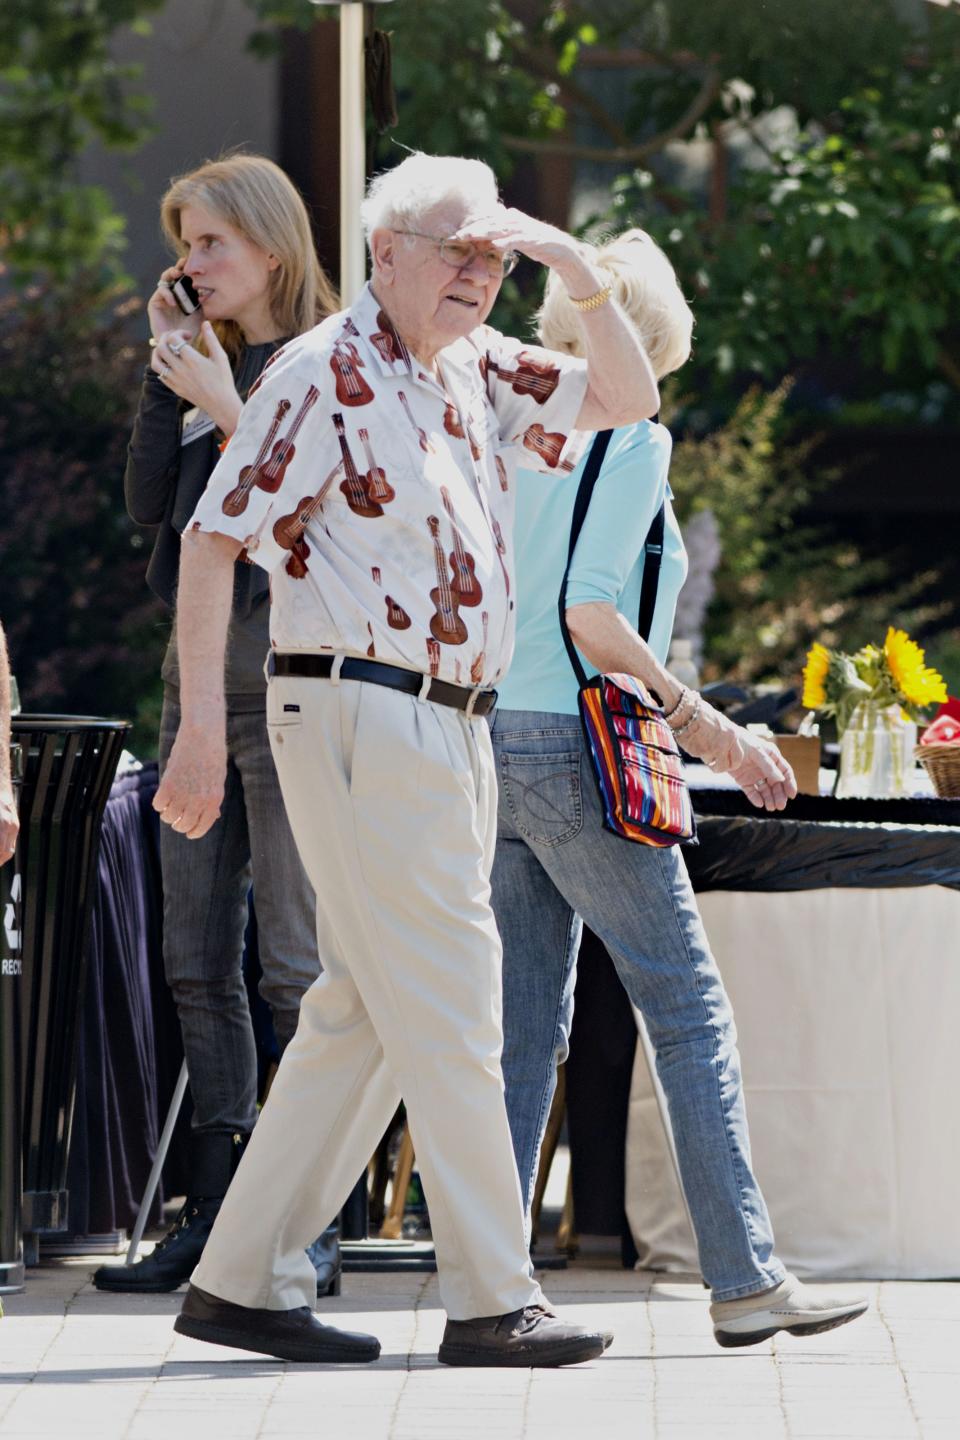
[710, 1273, 868, 1349]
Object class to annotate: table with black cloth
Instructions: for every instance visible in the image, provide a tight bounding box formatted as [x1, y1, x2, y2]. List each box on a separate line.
[616, 788, 960, 1282]
[69, 767, 960, 1283]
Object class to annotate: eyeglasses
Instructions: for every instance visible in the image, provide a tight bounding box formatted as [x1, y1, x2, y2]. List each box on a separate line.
[398, 230, 519, 279]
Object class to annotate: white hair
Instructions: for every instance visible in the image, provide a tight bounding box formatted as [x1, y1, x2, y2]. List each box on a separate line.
[360, 152, 500, 248]
[537, 228, 693, 380]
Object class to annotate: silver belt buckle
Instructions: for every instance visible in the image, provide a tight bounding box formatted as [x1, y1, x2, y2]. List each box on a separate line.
[464, 685, 483, 718]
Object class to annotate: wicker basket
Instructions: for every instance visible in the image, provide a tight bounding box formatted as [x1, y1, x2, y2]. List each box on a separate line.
[914, 743, 960, 798]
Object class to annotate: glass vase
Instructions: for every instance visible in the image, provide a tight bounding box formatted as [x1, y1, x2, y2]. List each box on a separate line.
[836, 701, 918, 799]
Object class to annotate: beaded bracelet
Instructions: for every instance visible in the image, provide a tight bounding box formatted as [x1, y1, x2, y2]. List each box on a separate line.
[669, 693, 703, 738]
[662, 685, 689, 723]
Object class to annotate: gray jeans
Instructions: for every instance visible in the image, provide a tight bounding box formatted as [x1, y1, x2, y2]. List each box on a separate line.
[490, 709, 786, 1302]
[159, 693, 320, 1134]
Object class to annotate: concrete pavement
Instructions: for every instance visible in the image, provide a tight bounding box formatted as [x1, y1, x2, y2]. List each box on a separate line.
[2, 1259, 957, 1438]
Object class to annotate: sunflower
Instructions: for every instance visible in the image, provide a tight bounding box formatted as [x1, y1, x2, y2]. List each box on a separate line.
[883, 627, 948, 709]
[802, 642, 831, 709]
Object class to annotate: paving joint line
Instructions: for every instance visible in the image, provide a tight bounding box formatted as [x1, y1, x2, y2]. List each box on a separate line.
[386, 1272, 433, 1440]
[875, 1279, 923, 1439]
[0, 1270, 77, 1427]
[119, 1317, 179, 1440]
[772, 1332, 793, 1439]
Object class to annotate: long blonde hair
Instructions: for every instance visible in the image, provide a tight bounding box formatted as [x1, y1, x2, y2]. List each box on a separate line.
[160, 153, 338, 356]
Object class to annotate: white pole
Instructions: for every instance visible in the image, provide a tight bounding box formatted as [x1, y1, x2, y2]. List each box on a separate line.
[339, 3, 367, 303]
[125, 1059, 189, 1265]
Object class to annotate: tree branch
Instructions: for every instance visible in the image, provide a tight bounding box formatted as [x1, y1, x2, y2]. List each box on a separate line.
[510, 36, 631, 147]
[502, 66, 723, 164]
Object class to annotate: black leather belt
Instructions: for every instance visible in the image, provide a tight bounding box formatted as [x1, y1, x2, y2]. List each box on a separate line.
[269, 653, 497, 717]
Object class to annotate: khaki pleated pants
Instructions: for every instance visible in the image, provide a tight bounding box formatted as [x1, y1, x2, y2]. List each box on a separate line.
[192, 669, 542, 1321]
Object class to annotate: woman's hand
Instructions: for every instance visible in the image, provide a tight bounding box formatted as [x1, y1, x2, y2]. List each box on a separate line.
[151, 321, 243, 437]
[675, 699, 798, 812]
[147, 260, 204, 346]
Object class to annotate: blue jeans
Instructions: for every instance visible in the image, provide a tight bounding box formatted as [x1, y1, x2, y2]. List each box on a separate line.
[490, 709, 786, 1301]
[160, 693, 320, 1134]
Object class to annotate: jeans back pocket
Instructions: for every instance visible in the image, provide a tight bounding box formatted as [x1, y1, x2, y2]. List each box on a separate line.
[498, 751, 582, 847]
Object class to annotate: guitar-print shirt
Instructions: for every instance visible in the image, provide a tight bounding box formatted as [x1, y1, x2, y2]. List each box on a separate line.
[187, 283, 589, 688]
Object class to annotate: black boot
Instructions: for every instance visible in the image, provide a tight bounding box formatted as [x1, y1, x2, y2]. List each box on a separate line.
[94, 1132, 246, 1293]
[306, 1219, 342, 1297]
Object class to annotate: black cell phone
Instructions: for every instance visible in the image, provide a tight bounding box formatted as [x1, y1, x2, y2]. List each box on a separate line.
[171, 274, 201, 315]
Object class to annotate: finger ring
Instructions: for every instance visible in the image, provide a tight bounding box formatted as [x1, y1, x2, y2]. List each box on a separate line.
[753, 779, 767, 790]
[159, 362, 171, 377]
[169, 339, 186, 356]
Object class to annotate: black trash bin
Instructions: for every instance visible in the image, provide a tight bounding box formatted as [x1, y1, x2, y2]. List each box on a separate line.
[1, 737, 24, 1293]
[7, 716, 130, 1264]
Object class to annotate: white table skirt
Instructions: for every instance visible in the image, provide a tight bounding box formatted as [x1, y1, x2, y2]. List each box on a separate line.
[625, 884, 960, 1280]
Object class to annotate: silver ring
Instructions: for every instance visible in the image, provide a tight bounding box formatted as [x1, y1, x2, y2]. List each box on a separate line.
[158, 362, 171, 378]
[753, 779, 767, 790]
[169, 339, 186, 356]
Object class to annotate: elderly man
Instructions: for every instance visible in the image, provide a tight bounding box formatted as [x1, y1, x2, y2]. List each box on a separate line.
[157, 152, 659, 1368]
[0, 623, 18, 869]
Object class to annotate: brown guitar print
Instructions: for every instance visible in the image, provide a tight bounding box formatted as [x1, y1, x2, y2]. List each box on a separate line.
[470, 611, 490, 685]
[239, 386, 321, 501]
[370, 308, 410, 367]
[495, 455, 509, 492]
[488, 352, 560, 404]
[442, 396, 482, 462]
[271, 458, 345, 579]
[330, 321, 375, 407]
[491, 515, 511, 598]
[334, 414, 383, 518]
[366, 621, 376, 658]
[443, 399, 465, 441]
[522, 422, 574, 471]
[427, 637, 441, 678]
[222, 399, 291, 516]
[440, 486, 482, 607]
[398, 391, 432, 453]
[358, 428, 395, 505]
[371, 565, 382, 585]
[385, 595, 412, 630]
[427, 516, 468, 645]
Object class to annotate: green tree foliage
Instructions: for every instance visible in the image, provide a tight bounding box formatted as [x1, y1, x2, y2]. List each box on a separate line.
[605, 46, 960, 411]
[0, 0, 164, 287]
[1, 4, 166, 722]
[0, 288, 163, 717]
[667, 384, 947, 690]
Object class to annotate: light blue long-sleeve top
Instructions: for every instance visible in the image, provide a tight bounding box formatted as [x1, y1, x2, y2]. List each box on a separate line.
[497, 420, 689, 716]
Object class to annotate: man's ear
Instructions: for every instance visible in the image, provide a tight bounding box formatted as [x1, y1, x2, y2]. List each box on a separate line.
[369, 228, 396, 285]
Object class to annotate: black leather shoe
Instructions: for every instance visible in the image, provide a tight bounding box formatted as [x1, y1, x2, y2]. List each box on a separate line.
[94, 1132, 247, 1294]
[94, 1196, 221, 1293]
[307, 1221, 342, 1298]
[438, 1304, 612, 1368]
[174, 1283, 380, 1363]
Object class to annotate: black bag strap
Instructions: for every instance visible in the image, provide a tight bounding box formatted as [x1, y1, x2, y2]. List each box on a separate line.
[558, 428, 666, 691]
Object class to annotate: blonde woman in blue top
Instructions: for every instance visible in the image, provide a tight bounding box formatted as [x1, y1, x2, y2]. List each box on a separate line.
[491, 230, 867, 1348]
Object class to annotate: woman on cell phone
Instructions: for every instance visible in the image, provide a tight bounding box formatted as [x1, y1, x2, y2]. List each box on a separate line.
[94, 154, 342, 1297]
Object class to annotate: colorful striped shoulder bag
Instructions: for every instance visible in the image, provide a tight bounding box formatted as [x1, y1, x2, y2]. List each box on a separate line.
[558, 429, 696, 847]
